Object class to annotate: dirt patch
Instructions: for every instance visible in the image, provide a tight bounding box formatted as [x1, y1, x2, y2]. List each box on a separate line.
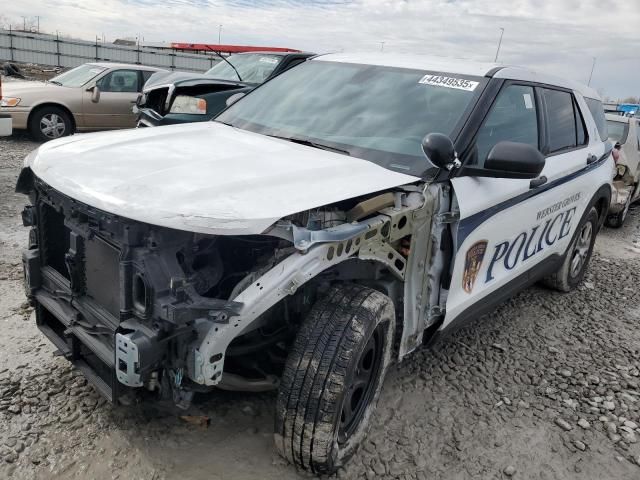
[1, 135, 639, 479]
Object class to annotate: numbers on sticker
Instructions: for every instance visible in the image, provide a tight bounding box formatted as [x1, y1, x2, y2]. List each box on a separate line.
[418, 75, 479, 91]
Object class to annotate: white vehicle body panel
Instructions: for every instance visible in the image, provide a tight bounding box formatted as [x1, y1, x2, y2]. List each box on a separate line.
[24, 121, 418, 235]
[446, 154, 611, 326]
[444, 94, 612, 327]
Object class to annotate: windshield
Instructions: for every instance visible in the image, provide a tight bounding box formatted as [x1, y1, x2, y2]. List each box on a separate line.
[205, 54, 282, 83]
[607, 119, 629, 143]
[216, 60, 485, 175]
[49, 64, 108, 87]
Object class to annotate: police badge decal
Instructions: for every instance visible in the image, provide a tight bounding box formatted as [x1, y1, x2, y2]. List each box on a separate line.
[463, 240, 488, 293]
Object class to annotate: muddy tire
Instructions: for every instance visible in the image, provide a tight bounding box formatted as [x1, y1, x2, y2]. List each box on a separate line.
[543, 207, 598, 292]
[606, 194, 631, 229]
[274, 284, 395, 474]
[29, 106, 73, 142]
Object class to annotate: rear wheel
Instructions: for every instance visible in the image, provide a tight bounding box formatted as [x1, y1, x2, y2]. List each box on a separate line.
[544, 207, 598, 292]
[275, 284, 395, 474]
[29, 106, 73, 142]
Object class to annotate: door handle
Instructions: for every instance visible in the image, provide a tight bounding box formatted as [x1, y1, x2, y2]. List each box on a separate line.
[530, 175, 547, 189]
[587, 154, 598, 164]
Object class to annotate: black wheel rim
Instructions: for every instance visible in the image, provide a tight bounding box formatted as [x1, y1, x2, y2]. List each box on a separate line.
[338, 322, 385, 445]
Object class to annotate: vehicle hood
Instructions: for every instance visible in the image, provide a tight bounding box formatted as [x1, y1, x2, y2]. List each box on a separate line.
[144, 71, 246, 91]
[2, 80, 65, 96]
[25, 122, 419, 235]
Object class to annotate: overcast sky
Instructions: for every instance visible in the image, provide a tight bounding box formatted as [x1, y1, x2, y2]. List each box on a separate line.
[3, 0, 639, 99]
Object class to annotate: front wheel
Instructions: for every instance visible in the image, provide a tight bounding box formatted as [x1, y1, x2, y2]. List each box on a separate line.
[543, 207, 598, 292]
[29, 106, 73, 142]
[275, 284, 395, 474]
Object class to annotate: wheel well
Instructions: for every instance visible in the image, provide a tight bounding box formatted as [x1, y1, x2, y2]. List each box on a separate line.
[594, 194, 610, 228]
[28, 103, 76, 132]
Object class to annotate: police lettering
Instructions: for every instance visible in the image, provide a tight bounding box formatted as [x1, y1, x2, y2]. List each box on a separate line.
[485, 207, 577, 283]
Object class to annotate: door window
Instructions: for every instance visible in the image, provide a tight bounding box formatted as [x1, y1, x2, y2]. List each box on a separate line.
[96, 70, 140, 93]
[542, 88, 586, 153]
[474, 84, 539, 166]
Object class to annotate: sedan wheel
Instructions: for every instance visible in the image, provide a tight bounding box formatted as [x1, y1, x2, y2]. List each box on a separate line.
[29, 106, 73, 142]
[40, 113, 67, 139]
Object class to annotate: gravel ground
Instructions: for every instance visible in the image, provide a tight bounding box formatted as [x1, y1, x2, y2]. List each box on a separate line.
[1, 134, 640, 479]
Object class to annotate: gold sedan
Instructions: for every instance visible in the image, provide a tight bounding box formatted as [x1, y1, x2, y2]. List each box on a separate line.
[0, 62, 165, 141]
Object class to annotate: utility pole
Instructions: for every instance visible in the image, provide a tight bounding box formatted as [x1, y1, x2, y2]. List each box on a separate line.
[380, 41, 385, 52]
[36, 16, 40, 33]
[588, 57, 596, 86]
[21, 16, 26, 31]
[494, 27, 504, 63]
[218, 24, 222, 44]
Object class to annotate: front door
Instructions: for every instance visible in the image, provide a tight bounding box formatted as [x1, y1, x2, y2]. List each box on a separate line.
[443, 82, 606, 328]
[82, 69, 141, 129]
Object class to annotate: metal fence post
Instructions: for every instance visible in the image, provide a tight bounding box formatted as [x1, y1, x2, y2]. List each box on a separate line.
[55, 32, 61, 67]
[9, 26, 14, 61]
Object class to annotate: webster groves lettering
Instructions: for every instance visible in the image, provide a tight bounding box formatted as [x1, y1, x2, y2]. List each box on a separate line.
[486, 207, 577, 283]
[536, 192, 581, 221]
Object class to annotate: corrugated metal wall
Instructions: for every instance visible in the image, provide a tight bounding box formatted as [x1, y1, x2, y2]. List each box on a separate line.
[0, 29, 218, 72]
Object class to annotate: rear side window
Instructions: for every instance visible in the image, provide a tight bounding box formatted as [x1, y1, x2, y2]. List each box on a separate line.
[542, 89, 578, 153]
[585, 98, 608, 141]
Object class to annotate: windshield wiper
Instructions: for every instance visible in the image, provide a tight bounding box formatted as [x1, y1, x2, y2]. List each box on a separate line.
[202, 46, 243, 82]
[49, 80, 63, 86]
[267, 134, 351, 156]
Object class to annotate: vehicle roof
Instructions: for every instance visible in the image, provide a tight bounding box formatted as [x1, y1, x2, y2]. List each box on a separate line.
[86, 62, 165, 71]
[234, 51, 314, 57]
[312, 53, 600, 100]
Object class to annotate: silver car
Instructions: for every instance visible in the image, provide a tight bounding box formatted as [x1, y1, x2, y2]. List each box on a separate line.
[0, 62, 165, 141]
[606, 113, 640, 227]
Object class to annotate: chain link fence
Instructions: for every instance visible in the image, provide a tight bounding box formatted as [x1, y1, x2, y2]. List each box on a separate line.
[0, 28, 219, 73]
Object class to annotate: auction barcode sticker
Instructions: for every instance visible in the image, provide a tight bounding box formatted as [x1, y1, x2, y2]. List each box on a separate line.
[418, 75, 479, 91]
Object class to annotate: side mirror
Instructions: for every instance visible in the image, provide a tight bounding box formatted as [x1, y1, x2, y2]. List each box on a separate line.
[421, 133, 457, 170]
[88, 85, 101, 103]
[484, 141, 545, 179]
[226, 92, 246, 107]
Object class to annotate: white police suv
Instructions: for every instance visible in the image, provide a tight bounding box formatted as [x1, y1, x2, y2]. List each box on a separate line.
[17, 53, 612, 473]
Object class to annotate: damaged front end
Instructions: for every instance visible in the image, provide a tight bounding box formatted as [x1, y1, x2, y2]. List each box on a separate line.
[18, 172, 298, 406]
[17, 167, 437, 409]
[609, 163, 635, 214]
[136, 79, 250, 128]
